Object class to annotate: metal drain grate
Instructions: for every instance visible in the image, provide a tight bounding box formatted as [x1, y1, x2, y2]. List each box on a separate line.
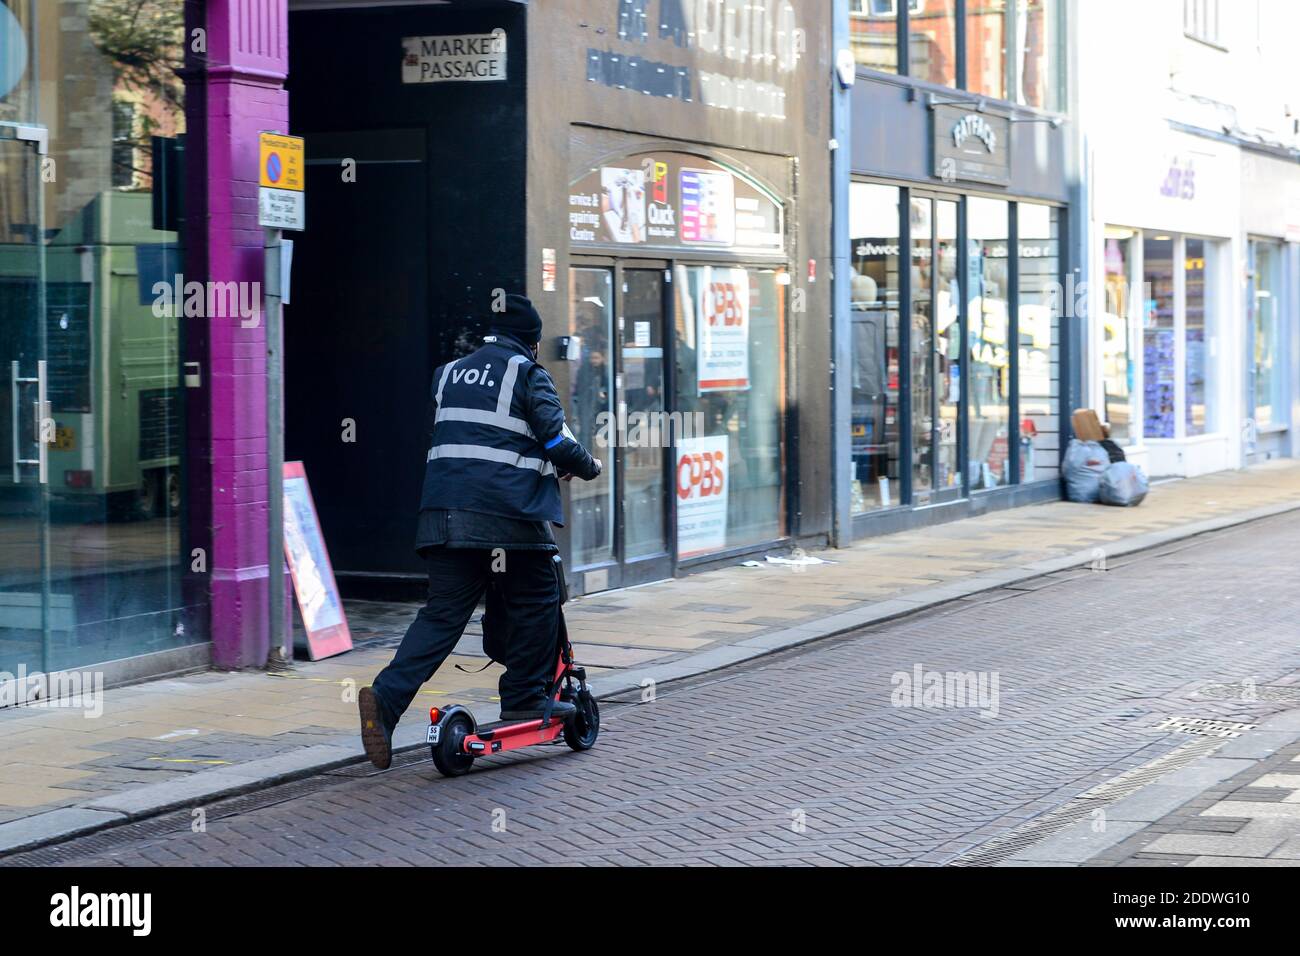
[1154, 716, 1256, 738]
[326, 747, 429, 777]
[951, 736, 1223, 867]
[1196, 683, 1300, 703]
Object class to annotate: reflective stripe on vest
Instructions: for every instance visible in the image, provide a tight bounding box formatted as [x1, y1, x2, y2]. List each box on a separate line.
[423, 342, 562, 524]
[427, 443, 556, 476]
[434, 354, 535, 437]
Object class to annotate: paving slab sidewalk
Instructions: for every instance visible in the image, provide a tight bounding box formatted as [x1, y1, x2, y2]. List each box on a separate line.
[1000, 710, 1300, 867]
[2, 460, 1299, 855]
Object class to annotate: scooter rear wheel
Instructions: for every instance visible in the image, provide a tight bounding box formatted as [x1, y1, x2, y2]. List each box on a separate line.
[563, 691, 600, 751]
[431, 713, 475, 777]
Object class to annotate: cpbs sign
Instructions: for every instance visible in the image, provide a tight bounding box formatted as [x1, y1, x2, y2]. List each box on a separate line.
[676, 435, 729, 557]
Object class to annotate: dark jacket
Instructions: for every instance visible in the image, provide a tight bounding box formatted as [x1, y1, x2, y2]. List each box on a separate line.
[416, 508, 557, 553]
[416, 331, 600, 551]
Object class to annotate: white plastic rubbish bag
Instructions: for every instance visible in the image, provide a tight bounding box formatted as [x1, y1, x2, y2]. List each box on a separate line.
[1099, 461, 1149, 507]
[1063, 439, 1109, 503]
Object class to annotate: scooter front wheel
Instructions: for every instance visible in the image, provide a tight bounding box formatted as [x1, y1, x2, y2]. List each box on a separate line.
[431, 713, 475, 777]
[563, 691, 600, 751]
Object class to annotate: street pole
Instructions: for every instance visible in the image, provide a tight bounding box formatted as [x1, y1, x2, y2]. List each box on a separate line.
[265, 226, 288, 667]
[830, 1, 853, 548]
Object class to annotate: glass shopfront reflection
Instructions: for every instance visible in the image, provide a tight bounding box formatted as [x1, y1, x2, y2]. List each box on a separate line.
[909, 0, 959, 90]
[0, 0, 200, 676]
[848, 181, 1065, 519]
[566, 261, 786, 579]
[1017, 203, 1060, 482]
[967, 197, 1010, 489]
[849, 183, 902, 513]
[934, 199, 961, 498]
[1142, 236, 1176, 438]
[1250, 239, 1284, 430]
[851, 0, 1065, 112]
[909, 196, 934, 499]
[910, 193, 962, 504]
[1133, 230, 1220, 444]
[673, 265, 786, 556]
[567, 267, 616, 568]
[1102, 230, 1135, 444]
[621, 269, 668, 561]
[565, 151, 789, 586]
[1184, 237, 1209, 436]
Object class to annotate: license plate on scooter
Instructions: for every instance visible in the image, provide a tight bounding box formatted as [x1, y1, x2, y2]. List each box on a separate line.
[426, 724, 440, 744]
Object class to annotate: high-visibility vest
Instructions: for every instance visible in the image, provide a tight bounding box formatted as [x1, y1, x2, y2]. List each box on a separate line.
[419, 339, 563, 524]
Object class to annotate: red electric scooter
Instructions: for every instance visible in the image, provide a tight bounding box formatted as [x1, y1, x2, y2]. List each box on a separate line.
[425, 556, 599, 777]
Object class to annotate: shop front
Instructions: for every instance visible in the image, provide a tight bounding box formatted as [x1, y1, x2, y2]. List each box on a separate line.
[1088, 128, 1240, 478]
[282, 0, 832, 600]
[0, 0, 208, 688]
[531, 0, 832, 595]
[845, 0, 1075, 537]
[1239, 150, 1300, 464]
[1, 0, 827, 676]
[563, 151, 791, 591]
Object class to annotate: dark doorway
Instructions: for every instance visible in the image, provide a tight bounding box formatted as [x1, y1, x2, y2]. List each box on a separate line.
[286, 3, 526, 585]
[285, 129, 428, 576]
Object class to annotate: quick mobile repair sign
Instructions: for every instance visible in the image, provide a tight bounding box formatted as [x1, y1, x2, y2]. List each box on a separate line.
[402, 31, 507, 83]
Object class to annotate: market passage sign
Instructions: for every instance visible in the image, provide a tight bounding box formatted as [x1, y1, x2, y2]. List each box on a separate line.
[568, 152, 783, 254]
[402, 31, 507, 83]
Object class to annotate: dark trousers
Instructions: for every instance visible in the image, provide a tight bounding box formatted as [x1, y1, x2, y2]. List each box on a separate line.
[371, 547, 560, 730]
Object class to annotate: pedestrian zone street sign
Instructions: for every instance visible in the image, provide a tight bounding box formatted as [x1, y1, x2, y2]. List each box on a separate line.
[259, 132, 305, 230]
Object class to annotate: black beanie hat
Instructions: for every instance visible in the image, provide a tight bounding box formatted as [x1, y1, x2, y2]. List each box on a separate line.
[489, 293, 544, 342]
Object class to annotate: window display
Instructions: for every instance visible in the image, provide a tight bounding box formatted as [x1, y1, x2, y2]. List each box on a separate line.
[1102, 232, 1134, 443]
[968, 197, 1010, 489]
[848, 181, 1065, 517]
[1136, 231, 1219, 443]
[1251, 240, 1284, 430]
[1142, 236, 1176, 439]
[1017, 203, 1060, 482]
[0, 0, 199, 673]
[849, 183, 902, 513]
[674, 266, 786, 557]
[568, 268, 616, 568]
[1184, 237, 1210, 436]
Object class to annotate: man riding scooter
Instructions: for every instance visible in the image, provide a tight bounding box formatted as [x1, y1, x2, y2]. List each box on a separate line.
[358, 294, 602, 770]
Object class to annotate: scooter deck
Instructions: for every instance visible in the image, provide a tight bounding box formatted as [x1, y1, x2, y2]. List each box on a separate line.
[473, 715, 561, 738]
[461, 714, 565, 756]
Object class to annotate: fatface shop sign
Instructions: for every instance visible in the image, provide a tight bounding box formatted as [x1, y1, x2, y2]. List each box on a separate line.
[932, 104, 1011, 187]
[402, 31, 506, 83]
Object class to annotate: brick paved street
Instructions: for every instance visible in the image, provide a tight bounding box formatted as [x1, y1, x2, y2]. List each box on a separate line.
[7, 510, 1300, 867]
[2, 462, 1299, 836]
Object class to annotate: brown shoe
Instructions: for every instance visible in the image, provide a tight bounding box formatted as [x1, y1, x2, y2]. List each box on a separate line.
[358, 686, 392, 770]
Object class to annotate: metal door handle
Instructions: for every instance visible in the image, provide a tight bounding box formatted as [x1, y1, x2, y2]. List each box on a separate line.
[36, 360, 48, 484]
[10, 359, 45, 484]
[10, 360, 19, 483]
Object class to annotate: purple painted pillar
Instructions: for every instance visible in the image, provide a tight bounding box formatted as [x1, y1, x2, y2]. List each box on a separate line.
[204, 0, 289, 668]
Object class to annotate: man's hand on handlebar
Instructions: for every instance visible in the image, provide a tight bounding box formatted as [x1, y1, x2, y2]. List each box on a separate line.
[559, 457, 602, 482]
